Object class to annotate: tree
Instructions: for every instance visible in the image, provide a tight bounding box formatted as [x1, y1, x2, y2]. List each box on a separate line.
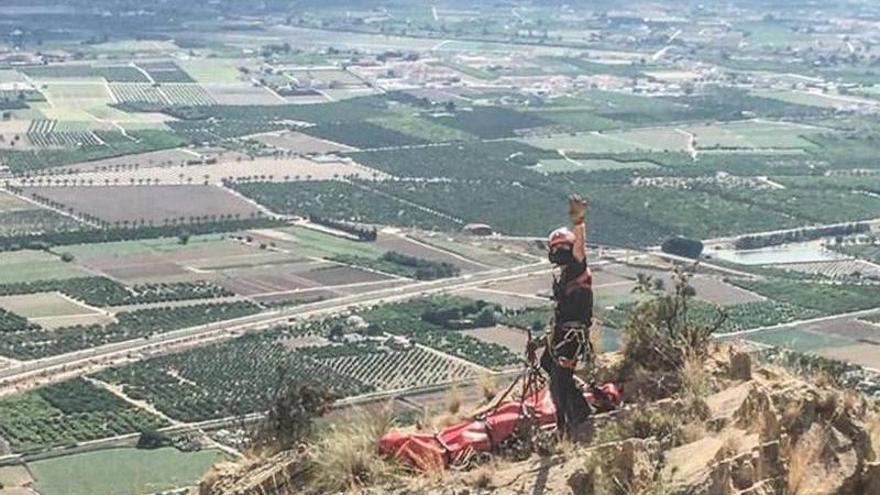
[328, 324, 345, 341]
[661, 237, 704, 259]
[136, 428, 171, 449]
[178, 232, 190, 245]
[60, 252, 75, 263]
[251, 382, 336, 453]
[475, 306, 497, 327]
[623, 266, 726, 375]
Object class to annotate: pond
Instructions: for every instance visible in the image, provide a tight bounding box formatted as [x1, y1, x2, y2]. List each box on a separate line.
[707, 242, 847, 266]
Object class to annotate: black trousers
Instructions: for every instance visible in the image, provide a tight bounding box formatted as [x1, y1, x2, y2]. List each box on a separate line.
[540, 346, 590, 437]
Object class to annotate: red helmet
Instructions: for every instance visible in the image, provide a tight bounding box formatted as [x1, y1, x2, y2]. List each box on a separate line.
[548, 227, 575, 250]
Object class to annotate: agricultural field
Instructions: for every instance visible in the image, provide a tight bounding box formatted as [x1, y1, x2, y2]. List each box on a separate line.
[231, 180, 459, 230]
[690, 300, 822, 334]
[0, 250, 92, 284]
[110, 83, 216, 106]
[731, 278, 880, 315]
[95, 331, 370, 422]
[52, 155, 379, 186]
[0, 276, 234, 308]
[530, 157, 659, 173]
[136, 61, 196, 83]
[330, 251, 460, 280]
[0, 130, 189, 174]
[0, 292, 113, 330]
[302, 342, 480, 390]
[833, 243, 880, 264]
[431, 106, 551, 139]
[177, 59, 243, 84]
[108, 83, 166, 105]
[772, 259, 880, 280]
[20, 185, 262, 225]
[253, 131, 356, 154]
[0, 191, 85, 238]
[299, 121, 428, 149]
[0, 378, 166, 453]
[0, 300, 263, 359]
[356, 296, 521, 369]
[203, 83, 289, 105]
[29, 447, 223, 495]
[26, 120, 102, 148]
[287, 68, 365, 87]
[20, 65, 149, 82]
[684, 120, 821, 150]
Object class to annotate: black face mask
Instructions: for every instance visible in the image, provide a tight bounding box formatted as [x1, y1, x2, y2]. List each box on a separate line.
[548, 248, 573, 266]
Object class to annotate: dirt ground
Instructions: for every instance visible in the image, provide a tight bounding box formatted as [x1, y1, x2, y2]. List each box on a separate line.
[462, 325, 528, 353]
[374, 234, 486, 272]
[0, 465, 37, 495]
[20, 185, 260, 224]
[806, 317, 880, 341]
[0, 292, 114, 330]
[819, 343, 880, 369]
[688, 276, 765, 306]
[297, 265, 392, 286]
[63, 148, 199, 172]
[253, 131, 356, 154]
[203, 83, 290, 105]
[28, 156, 387, 188]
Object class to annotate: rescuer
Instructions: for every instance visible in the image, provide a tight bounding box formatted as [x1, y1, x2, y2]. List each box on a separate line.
[528, 193, 594, 440]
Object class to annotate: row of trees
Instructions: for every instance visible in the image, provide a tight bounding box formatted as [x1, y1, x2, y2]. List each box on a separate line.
[735, 222, 870, 249]
[311, 215, 377, 241]
[380, 251, 459, 280]
[0, 217, 283, 253]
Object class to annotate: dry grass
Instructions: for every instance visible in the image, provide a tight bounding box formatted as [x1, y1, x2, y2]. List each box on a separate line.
[466, 460, 500, 490]
[590, 325, 603, 357]
[679, 351, 710, 400]
[870, 413, 880, 458]
[478, 373, 498, 404]
[679, 421, 708, 445]
[716, 431, 743, 461]
[446, 385, 462, 415]
[786, 428, 831, 495]
[308, 403, 401, 493]
[426, 385, 468, 430]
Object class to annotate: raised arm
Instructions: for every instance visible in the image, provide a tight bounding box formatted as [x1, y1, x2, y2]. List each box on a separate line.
[568, 194, 588, 262]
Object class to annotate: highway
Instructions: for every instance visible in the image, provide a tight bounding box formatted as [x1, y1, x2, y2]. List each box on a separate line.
[0, 261, 552, 391]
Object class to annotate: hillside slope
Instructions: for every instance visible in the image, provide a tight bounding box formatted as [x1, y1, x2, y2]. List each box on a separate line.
[198, 344, 880, 495]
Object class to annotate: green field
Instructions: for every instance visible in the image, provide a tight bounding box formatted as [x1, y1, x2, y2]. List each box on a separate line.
[30, 447, 222, 495]
[744, 327, 856, 353]
[177, 59, 242, 83]
[685, 120, 819, 150]
[531, 157, 659, 173]
[521, 132, 668, 153]
[0, 251, 92, 284]
[278, 225, 385, 258]
[60, 233, 231, 260]
[750, 89, 852, 109]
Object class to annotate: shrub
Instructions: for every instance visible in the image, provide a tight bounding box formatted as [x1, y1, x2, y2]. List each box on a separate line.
[136, 428, 171, 449]
[661, 236, 703, 259]
[624, 267, 726, 372]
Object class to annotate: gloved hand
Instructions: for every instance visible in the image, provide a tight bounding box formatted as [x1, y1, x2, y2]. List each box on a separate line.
[569, 194, 587, 225]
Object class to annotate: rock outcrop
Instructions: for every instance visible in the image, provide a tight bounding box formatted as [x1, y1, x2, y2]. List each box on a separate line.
[200, 346, 880, 495]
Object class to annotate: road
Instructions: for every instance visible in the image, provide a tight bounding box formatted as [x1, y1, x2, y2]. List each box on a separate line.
[0, 262, 551, 392]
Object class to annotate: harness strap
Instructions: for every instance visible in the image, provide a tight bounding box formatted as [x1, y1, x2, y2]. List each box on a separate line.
[564, 268, 592, 295]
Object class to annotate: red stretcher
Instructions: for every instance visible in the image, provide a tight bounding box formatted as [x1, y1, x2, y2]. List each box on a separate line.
[378, 383, 621, 471]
